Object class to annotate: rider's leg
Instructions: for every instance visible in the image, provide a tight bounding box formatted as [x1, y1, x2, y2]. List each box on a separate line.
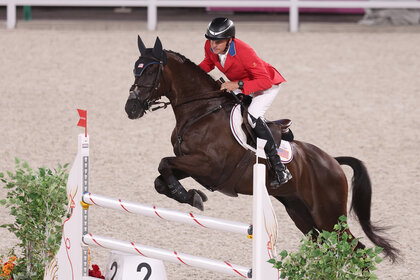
[253, 117, 292, 187]
[247, 84, 292, 187]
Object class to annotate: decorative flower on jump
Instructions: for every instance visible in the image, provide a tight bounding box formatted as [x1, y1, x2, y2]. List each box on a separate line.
[0, 256, 16, 280]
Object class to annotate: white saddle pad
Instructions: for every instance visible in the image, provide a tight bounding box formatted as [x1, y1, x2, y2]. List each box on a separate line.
[229, 104, 293, 163]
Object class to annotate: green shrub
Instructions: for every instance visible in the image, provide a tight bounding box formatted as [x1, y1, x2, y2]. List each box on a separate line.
[0, 158, 68, 279]
[269, 216, 383, 280]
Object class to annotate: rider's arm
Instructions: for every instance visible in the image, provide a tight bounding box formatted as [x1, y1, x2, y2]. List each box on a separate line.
[239, 47, 272, 95]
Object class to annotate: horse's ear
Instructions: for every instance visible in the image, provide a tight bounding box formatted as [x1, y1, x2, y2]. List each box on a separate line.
[152, 37, 163, 60]
[137, 35, 146, 55]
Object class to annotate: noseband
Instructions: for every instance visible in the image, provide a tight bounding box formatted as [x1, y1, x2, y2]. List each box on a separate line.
[129, 59, 170, 112]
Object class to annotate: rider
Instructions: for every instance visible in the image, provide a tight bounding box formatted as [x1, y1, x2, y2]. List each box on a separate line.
[199, 17, 292, 187]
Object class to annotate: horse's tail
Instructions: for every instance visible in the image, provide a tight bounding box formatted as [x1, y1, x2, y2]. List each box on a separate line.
[335, 156, 399, 262]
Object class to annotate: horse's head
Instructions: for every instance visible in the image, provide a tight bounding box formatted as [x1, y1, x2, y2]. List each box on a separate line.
[125, 35, 167, 119]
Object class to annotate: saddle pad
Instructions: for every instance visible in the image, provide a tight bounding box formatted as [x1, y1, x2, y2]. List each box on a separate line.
[230, 104, 293, 163]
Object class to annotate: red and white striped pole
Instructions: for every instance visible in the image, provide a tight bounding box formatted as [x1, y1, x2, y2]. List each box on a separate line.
[83, 234, 251, 278]
[83, 192, 252, 236]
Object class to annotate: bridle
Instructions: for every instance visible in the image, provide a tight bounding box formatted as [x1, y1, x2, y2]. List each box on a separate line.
[128, 57, 170, 112]
[128, 54, 232, 113]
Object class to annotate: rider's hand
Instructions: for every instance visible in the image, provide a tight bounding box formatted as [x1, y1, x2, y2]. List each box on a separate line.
[220, 81, 239, 92]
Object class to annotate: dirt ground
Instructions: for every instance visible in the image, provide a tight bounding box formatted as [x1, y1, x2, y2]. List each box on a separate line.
[0, 8, 419, 280]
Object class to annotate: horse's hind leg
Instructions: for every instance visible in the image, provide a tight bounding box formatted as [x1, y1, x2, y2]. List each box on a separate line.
[304, 187, 367, 250]
[275, 196, 317, 235]
[275, 196, 367, 252]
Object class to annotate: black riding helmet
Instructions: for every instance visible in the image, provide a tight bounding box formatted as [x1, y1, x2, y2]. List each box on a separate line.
[205, 17, 236, 40]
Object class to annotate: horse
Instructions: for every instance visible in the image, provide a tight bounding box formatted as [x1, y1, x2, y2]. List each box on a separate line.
[124, 35, 398, 262]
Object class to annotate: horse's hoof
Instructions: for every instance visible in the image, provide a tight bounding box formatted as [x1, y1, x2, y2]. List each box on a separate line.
[195, 189, 208, 202]
[189, 190, 204, 211]
[154, 176, 171, 196]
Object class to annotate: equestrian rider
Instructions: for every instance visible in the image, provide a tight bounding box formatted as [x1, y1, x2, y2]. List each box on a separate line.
[199, 17, 292, 188]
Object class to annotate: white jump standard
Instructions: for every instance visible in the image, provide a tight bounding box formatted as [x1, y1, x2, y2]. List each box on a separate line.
[47, 132, 279, 279]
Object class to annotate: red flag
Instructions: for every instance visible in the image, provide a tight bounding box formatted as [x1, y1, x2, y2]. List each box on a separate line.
[77, 109, 87, 136]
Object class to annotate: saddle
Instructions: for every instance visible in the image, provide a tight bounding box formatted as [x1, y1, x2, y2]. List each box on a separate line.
[241, 105, 294, 146]
[214, 103, 294, 195]
[230, 103, 294, 163]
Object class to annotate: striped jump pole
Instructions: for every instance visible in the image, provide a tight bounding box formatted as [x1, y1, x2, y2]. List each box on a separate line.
[48, 113, 279, 280]
[83, 233, 251, 278]
[82, 192, 252, 236]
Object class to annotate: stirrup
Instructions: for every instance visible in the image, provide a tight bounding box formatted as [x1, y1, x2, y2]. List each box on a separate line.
[270, 167, 292, 189]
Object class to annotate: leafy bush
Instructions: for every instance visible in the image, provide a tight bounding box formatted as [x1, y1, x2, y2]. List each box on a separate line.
[0, 158, 68, 279]
[269, 216, 383, 280]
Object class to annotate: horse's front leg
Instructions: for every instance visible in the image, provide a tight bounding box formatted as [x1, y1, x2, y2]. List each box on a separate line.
[155, 155, 211, 210]
[154, 172, 197, 201]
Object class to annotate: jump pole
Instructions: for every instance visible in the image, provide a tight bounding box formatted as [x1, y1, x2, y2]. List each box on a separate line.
[47, 111, 279, 279]
[82, 192, 252, 236]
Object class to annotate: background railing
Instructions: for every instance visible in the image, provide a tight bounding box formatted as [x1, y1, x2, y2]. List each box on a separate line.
[1, 0, 420, 31]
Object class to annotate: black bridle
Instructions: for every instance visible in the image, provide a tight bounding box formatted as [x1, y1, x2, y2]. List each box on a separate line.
[128, 58, 170, 112]
[128, 54, 235, 113]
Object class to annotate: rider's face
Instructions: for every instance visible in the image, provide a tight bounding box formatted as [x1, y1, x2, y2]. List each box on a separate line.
[210, 39, 231, 55]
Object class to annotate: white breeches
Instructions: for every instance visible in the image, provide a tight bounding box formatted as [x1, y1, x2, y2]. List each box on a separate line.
[234, 84, 281, 128]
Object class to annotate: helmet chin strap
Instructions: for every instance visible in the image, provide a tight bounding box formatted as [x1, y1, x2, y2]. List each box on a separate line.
[222, 38, 232, 53]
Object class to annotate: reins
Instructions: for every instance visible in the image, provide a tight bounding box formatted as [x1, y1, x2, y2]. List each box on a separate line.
[151, 87, 234, 156]
[132, 59, 227, 112]
[148, 89, 229, 112]
[172, 89, 226, 108]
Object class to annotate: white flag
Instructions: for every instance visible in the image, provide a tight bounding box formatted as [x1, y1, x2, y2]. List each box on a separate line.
[256, 138, 267, 159]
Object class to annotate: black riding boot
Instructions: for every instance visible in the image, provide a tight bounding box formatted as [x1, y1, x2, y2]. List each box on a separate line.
[254, 117, 292, 188]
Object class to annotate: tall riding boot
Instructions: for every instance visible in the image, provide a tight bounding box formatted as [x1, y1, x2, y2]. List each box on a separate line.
[254, 117, 292, 188]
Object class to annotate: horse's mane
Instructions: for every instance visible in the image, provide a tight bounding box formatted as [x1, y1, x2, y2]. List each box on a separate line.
[165, 50, 220, 90]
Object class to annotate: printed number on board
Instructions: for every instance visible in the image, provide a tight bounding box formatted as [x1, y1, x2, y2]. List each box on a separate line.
[110, 261, 118, 280]
[137, 263, 152, 280]
[109, 261, 153, 280]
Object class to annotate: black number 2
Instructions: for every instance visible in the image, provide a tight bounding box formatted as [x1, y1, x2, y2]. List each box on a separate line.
[137, 262, 152, 280]
[110, 261, 118, 280]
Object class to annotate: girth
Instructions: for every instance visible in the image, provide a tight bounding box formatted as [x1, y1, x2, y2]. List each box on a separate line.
[212, 149, 254, 196]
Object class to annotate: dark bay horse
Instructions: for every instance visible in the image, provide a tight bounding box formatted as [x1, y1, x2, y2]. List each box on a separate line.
[125, 36, 398, 261]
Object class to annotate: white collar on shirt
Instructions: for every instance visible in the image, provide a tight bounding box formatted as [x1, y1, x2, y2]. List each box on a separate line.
[218, 44, 230, 68]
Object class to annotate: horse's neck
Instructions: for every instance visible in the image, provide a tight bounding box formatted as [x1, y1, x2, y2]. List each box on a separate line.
[166, 53, 218, 94]
[164, 55, 220, 122]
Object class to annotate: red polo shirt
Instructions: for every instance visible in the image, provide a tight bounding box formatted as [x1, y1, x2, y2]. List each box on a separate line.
[199, 38, 285, 95]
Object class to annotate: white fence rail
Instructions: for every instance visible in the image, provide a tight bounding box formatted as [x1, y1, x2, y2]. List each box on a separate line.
[83, 233, 252, 278]
[83, 192, 252, 235]
[1, 0, 420, 31]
